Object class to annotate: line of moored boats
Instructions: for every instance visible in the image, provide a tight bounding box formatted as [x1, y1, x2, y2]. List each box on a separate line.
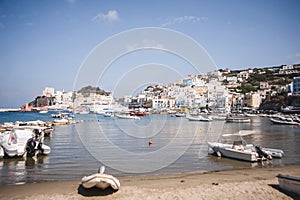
[0, 116, 82, 159]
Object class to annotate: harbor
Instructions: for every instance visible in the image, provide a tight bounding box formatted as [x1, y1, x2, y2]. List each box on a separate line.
[0, 112, 300, 186]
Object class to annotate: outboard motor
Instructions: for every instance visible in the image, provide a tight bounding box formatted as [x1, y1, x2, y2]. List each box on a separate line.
[255, 146, 271, 160]
[37, 142, 44, 154]
[26, 138, 36, 157]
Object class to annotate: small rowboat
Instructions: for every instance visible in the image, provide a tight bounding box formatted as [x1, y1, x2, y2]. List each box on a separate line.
[81, 166, 120, 191]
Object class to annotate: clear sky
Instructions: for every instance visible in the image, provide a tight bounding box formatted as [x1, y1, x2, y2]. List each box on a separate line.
[0, 0, 299, 108]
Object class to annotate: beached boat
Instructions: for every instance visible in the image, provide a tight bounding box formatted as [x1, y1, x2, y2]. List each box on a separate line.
[277, 174, 300, 195]
[82, 166, 120, 190]
[186, 114, 212, 122]
[225, 117, 251, 123]
[0, 127, 51, 158]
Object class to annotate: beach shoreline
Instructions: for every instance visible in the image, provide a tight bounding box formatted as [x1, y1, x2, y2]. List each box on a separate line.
[1, 164, 299, 200]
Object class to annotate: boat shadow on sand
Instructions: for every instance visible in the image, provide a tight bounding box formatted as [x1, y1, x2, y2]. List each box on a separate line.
[77, 184, 118, 196]
[268, 184, 300, 200]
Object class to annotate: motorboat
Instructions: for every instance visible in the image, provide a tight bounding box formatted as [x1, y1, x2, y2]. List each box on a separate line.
[208, 130, 284, 162]
[225, 116, 251, 123]
[0, 127, 51, 158]
[82, 166, 120, 190]
[208, 141, 265, 162]
[277, 174, 300, 195]
[186, 114, 212, 122]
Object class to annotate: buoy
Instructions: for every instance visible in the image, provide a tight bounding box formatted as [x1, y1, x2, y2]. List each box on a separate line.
[199, 127, 203, 131]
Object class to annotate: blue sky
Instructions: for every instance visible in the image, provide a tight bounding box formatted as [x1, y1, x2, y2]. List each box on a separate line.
[0, 0, 299, 107]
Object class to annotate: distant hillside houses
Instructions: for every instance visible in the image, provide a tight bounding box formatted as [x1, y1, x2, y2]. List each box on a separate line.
[21, 63, 300, 112]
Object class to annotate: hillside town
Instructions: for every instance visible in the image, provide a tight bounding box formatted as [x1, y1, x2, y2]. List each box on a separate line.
[18, 64, 300, 114]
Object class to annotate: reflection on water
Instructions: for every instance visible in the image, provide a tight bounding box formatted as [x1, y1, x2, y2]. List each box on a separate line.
[0, 155, 50, 184]
[0, 114, 300, 184]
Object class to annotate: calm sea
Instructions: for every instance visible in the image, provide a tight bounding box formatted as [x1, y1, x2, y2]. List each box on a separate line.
[0, 112, 300, 185]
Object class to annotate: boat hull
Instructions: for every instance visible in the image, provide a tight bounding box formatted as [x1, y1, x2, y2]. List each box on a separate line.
[277, 174, 300, 195]
[208, 142, 261, 162]
[82, 173, 120, 190]
[225, 118, 251, 123]
[218, 147, 259, 162]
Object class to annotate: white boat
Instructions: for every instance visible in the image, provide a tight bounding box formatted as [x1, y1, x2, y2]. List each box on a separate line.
[82, 166, 120, 190]
[277, 174, 300, 195]
[186, 114, 212, 122]
[225, 117, 251, 123]
[208, 141, 264, 162]
[115, 113, 140, 120]
[51, 112, 73, 119]
[0, 127, 51, 158]
[244, 113, 257, 117]
[175, 112, 186, 117]
[208, 130, 284, 161]
[211, 114, 227, 120]
[270, 117, 299, 125]
[39, 110, 48, 114]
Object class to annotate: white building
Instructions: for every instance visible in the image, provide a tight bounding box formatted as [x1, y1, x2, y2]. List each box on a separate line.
[42, 87, 55, 97]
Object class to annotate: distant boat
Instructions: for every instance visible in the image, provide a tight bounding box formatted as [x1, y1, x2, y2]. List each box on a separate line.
[39, 110, 48, 114]
[244, 113, 257, 117]
[175, 112, 186, 117]
[130, 111, 147, 117]
[81, 166, 120, 190]
[225, 117, 251, 123]
[270, 117, 299, 125]
[115, 112, 140, 120]
[51, 112, 73, 119]
[277, 174, 300, 195]
[186, 114, 212, 122]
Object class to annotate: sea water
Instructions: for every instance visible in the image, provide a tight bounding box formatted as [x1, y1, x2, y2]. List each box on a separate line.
[0, 112, 300, 184]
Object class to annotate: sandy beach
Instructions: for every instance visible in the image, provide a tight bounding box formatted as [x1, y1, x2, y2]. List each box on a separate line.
[1, 164, 299, 200]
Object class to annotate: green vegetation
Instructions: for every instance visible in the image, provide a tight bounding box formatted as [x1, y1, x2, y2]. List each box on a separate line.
[77, 86, 110, 97]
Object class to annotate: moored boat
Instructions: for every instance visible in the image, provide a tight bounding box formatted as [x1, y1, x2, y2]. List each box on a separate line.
[277, 174, 300, 195]
[208, 130, 284, 162]
[0, 126, 51, 158]
[208, 141, 265, 162]
[115, 112, 140, 120]
[225, 117, 251, 123]
[269, 117, 299, 125]
[175, 112, 186, 117]
[186, 114, 212, 122]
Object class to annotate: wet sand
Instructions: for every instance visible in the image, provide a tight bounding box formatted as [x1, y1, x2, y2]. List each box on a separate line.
[1, 164, 300, 200]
